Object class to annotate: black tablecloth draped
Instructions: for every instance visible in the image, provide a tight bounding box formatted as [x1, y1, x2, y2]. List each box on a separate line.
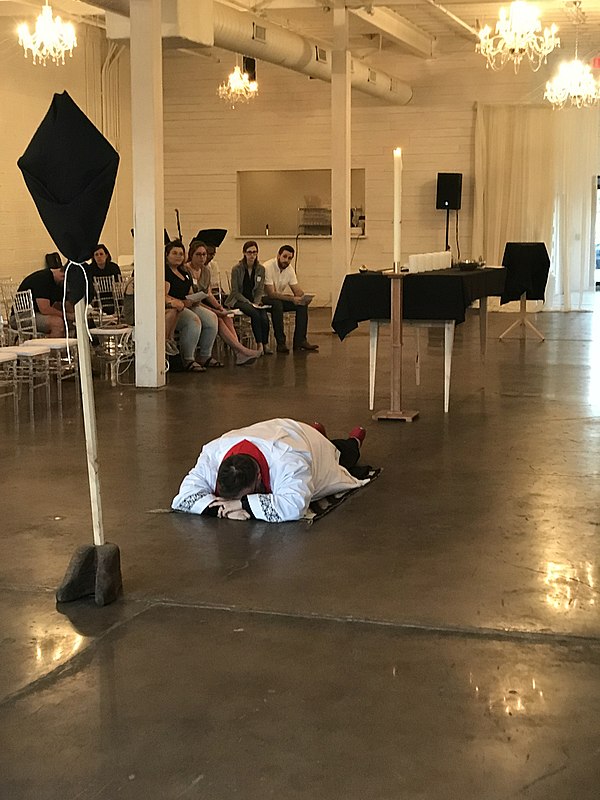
[332, 268, 507, 340]
[501, 242, 550, 304]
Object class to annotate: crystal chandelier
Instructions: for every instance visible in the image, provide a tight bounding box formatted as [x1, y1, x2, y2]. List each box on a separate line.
[17, 2, 77, 66]
[218, 62, 258, 108]
[544, 4, 599, 109]
[476, 1, 560, 72]
[544, 59, 599, 108]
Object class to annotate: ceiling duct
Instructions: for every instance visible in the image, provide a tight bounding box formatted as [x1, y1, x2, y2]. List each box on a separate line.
[103, 0, 412, 105]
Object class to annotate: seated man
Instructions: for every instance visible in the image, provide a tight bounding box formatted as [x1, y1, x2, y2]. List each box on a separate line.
[16, 262, 73, 337]
[172, 418, 367, 522]
[263, 245, 319, 353]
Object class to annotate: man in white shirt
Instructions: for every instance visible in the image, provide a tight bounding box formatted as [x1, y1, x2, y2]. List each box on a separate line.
[172, 418, 367, 522]
[263, 245, 319, 353]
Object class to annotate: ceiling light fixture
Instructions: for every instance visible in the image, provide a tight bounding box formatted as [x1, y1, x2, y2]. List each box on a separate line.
[17, 2, 77, 66]
[544, 3, 599, 108]
[476, 1, 560, 72]
[218, 59, 258, 108]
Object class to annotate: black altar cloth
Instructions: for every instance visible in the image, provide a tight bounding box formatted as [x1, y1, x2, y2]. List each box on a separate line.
[332, 268, 507, 340]
[500, 242, 550, 304]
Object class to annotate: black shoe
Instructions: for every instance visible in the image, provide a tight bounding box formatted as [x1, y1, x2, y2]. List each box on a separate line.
[293, 341, 319, 351]
[277, 343, 290, 353]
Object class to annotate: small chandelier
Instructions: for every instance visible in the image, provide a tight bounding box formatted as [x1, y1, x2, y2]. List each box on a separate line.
[544, 4, 599, 109]
[218, 60, 258, 108]
[17, 2, 77, 66]
[476, 1, 560, 72]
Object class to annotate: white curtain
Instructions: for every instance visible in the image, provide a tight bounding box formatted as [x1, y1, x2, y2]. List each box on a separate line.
[473, 103, 600, 311]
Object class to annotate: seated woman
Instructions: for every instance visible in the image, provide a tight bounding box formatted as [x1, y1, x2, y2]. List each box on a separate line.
[122, 272, 178, 356]
[87, 244, 122, 314]
[87, 244, 121, 281]
[164, 240, 204, 371]
[226, 241, 272, 356]
[186, 240, 259, 366]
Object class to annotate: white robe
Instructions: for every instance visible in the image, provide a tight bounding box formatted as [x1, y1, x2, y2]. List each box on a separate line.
[172, 418, 368, 522]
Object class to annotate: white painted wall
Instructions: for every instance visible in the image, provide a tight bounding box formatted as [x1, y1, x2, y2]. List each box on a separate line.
[3, 21, 554, 303]
[153, 43, 552, 306]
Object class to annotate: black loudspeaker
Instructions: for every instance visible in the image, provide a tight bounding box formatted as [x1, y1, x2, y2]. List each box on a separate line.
[436, 173, 462, 210]
[243, 56, 256, 82]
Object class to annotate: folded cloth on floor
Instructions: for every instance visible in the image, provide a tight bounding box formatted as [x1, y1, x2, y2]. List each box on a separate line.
[305, 467, 380, 523]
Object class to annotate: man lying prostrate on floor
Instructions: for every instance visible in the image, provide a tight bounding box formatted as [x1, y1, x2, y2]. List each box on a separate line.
[172, 418, 368, 522]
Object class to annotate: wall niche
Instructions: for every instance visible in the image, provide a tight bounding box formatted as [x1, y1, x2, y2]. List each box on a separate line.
[238, 169, 365, 237]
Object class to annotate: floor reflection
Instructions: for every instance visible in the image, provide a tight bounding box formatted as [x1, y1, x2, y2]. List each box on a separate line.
[469, 671, 545, 717]
[544, 561, 596, 612]
[34, 631, 84, 667]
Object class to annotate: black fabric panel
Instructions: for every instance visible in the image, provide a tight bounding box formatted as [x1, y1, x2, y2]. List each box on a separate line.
[17, 91, 119, 268]
[500, 242, 550, 304]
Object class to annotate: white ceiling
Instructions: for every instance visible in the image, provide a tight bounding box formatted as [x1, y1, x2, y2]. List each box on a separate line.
[2, 0, 599, 77]
[252, 0, 600, 65]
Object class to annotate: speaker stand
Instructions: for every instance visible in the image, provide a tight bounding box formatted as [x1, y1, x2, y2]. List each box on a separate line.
[444, 208, 450, 252]
[498, 293, 545, 342]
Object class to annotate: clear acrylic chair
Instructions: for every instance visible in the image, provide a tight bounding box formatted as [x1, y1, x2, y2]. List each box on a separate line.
[1, 342, 51, 418]
[112, 279, 125, 322]
[233, 313, 256, 349]
[92, 276, 118, 326]
[12, 289, 41, 343]
[0, 280, 17, 344]
[10, 289, 77, 407]
[0, 350, 19, 421]
[88, 325, 135, 386]
[22, 337, 79, 406]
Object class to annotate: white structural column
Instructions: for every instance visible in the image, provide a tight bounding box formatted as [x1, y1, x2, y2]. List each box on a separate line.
[130, 0, 165, 387]
[330, 2, 351, 313]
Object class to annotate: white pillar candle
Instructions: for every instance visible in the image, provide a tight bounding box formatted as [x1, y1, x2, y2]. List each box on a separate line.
[393, 147, 402, 273]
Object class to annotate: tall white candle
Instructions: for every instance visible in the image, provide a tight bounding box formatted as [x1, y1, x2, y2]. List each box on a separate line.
[393, 147, 402, 273]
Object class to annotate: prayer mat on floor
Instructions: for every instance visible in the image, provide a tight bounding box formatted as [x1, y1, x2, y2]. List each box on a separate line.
[305, 467, 381, 524]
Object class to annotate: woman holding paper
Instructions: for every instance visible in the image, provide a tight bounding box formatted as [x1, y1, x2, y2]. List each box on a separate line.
[186, 240, 259, 366]
[165, 241, 205, 371]
[226, 241, 272, 356]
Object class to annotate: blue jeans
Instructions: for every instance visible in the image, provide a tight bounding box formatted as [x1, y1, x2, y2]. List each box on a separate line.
[191, 304, 218, 360]
[175, 308, 201, 362]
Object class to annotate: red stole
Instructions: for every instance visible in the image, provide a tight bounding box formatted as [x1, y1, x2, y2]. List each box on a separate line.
[218, 439, 271, 493]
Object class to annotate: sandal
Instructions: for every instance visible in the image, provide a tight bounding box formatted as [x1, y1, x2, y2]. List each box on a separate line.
[202, 357, 224, 368]
[184, 361, 206, 372]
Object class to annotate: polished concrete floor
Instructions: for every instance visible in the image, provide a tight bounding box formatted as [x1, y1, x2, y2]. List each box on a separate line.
[2, 307, 600, 798]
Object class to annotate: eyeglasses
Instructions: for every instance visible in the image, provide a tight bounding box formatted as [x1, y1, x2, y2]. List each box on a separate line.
[245, 250, 258, 255]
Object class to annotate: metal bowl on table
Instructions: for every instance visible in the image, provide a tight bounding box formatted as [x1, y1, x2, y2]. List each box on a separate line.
[455, 259, 480, 271]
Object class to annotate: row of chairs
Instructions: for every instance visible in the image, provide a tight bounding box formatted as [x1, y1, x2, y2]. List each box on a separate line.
[1, 273, 127, 328]
[92, 274, 129, 327]
[0, 279, 78, 418]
